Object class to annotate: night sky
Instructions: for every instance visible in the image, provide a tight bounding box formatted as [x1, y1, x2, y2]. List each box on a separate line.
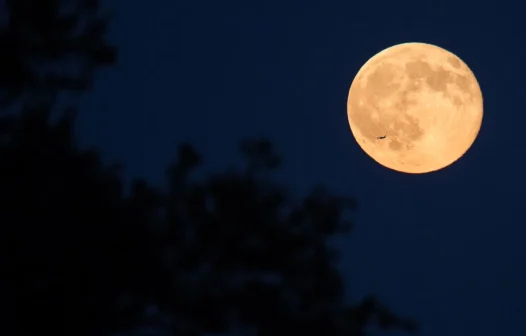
[78, 1, 525, 335]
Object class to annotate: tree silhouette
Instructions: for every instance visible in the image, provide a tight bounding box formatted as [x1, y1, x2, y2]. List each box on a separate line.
[145, 140, 418, 336]
[2, 119, 417, 335]
[2, 1, 419, 335]
[0, 0, 117, 109]
[1, 106, 153, 334]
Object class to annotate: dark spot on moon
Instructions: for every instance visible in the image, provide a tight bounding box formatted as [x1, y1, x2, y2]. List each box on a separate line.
[389, 139, 403, 151]
[405, 60, 433, 79]
[380, 111, 425, 152]
[454, 73, 471, 93]
[394, 114, 424, 141]
[447, 56, 461, 69]
[393, 90, 418, 116]
[426, 67, 450, 92]
[451, 72, 476, 101]
[366, 63, 401, 97]
[375, 111, 424, 153]
[350, 77, 425, 149]
[405, 58, 474, 108]
[348, 101, 381, 143]
[406, 59, 451, 93]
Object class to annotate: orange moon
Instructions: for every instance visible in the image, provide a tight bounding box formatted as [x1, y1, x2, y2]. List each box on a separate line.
[347, 42, 483, 174]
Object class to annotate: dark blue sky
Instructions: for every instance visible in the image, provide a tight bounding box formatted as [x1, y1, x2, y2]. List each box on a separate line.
[78, 1, 525, 335]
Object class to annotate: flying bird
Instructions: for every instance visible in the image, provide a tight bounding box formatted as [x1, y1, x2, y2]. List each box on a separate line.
[376, 135, 386, 139]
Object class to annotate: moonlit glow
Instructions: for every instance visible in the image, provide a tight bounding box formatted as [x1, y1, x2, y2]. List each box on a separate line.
[347, 42, 483, 174]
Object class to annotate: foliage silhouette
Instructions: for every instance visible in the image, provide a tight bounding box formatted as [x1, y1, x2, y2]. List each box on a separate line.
[2, 1, 418, 335]
[3, 115, 417, 335]
[153, 140, 418, 336]
[0, 0, 117, 109]
[2, 106, 154, 334]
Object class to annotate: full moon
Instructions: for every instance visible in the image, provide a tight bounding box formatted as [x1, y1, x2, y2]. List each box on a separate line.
[347, 42, 483, 174]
